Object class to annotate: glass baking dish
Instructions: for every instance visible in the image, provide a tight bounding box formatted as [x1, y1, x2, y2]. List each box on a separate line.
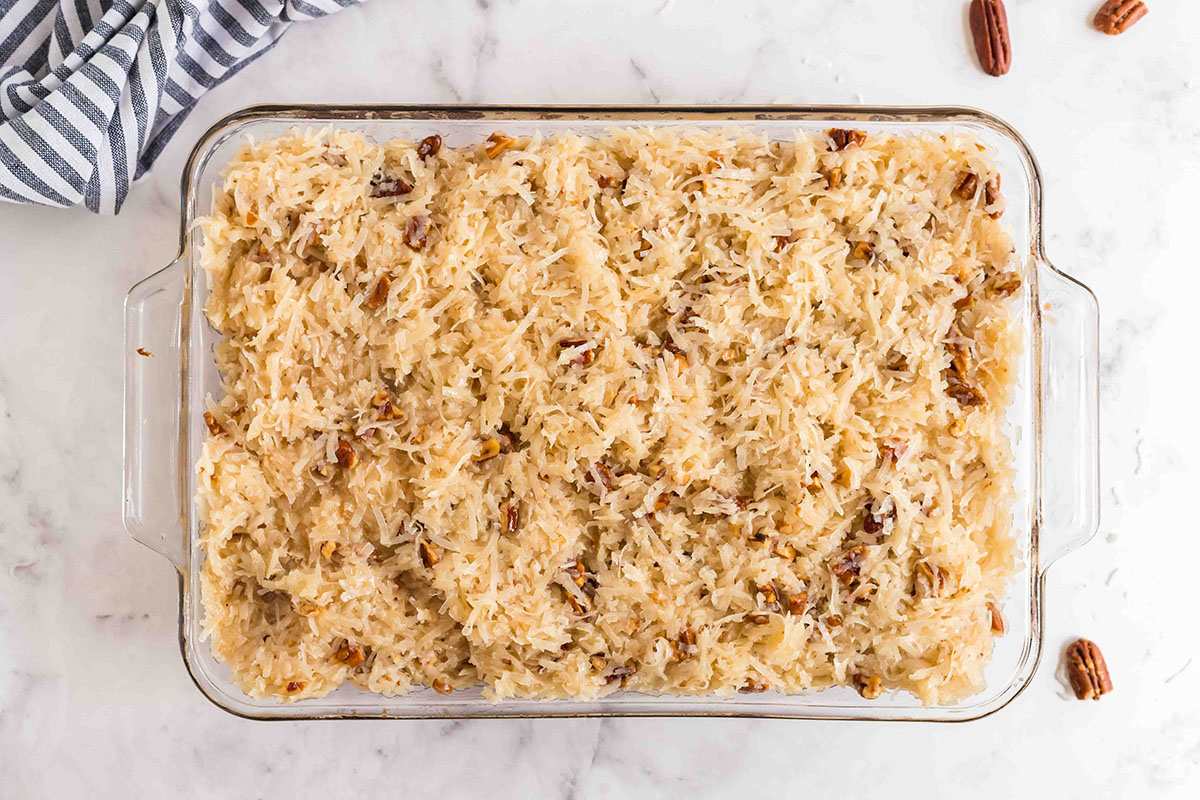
[123, 105, 1098, 721]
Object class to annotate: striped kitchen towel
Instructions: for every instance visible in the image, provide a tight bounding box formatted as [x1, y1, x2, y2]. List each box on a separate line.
[0, 0, 362, 213]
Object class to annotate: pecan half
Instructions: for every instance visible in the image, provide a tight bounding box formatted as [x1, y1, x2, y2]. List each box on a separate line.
[827, 128, 867, 151]
[1066, 638, 1113, 700]
[1094, 0, 1148, 35]
[417, 134, 443, 159]
[404, 215, 430, 249]
[432, 678, 453, 695]
[969, 0, 1012, 77]
[367, 276, 390, 310]
[370, 174, 413, 198]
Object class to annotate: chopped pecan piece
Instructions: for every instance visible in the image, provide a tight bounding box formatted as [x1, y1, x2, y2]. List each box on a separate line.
[825, 614, 843, 629]
[596, 174, 624, 189]
[827, 128, 867, 151]
[370, 174, 413, 198]
[984, 175, 1003, 217]
[606, 664, 637, 685]
[831, 546, 869, 584]
[203, 412, 224, 436]
[565, 593, 586, 615]
[955, 172, 980, 200]
[558, 337, 598, 366]
[773, 235, 790, 253]
[757, 582, 781, 613]
[1066, 638, 1113, 700]
[418, 540, 440, 569]
[914, 559, 948, 598]
[285, 680, 305, 694]
[673, 628, 697, 659]
[851, 241, 874, 262]
[1094, 0, 1148, 35]
[474, 437, 501, 462]
[987, 601, 1006, 634]
[954, 294, 976, 311]
[856, 674, 883, 700]
[945, 373, 985, 407]
[417, 134, 443, 159]
[990, 273, 1022, 297]
[334, 642, 365, 667]
[484, 132, 517, 158]
[432, 678, 453, 695]
[367, 276, 391, 309]
[862, 498, 896, 535]
[822, 165, 843, 189]
[773, 541, 797, 561]
[404, 215, 430, 249]
[312, 461, 332, 479]
[565, 558, 588, 589]
[787, 591, 808, 616]
[589, 461, 614, 491]
[502, 498, 521, 534]
[654, 492, 672, 511]
[136, 347, 153, 357]
[335, 439, 358, 469]
[739, 678, 769, 694]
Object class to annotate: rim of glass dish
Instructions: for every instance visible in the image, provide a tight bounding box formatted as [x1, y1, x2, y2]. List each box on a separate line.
[171, 104, 1064, 722]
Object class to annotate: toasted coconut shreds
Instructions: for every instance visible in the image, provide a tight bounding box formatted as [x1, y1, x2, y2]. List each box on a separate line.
[196, 127, 1021, 705]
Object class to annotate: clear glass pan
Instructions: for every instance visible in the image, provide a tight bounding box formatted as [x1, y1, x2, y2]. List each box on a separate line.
[123, 105, 1099, 721]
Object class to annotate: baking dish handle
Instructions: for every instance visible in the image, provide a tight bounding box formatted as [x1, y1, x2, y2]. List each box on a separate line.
[123, 259, 187, 569]
[1036, 259, 1100, 572]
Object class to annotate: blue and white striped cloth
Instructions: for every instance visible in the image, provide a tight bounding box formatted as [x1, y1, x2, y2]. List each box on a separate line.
[0, 0, 361, 213]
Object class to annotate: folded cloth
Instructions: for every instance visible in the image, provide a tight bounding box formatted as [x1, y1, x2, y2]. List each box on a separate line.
[0, 0, 361, 213]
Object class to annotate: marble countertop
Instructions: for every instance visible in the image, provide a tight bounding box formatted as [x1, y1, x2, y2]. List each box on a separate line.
[2, 1, 1198, 796]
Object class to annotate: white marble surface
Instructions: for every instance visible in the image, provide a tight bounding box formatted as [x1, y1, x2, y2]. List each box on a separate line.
[2, 0, 1198, 796]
